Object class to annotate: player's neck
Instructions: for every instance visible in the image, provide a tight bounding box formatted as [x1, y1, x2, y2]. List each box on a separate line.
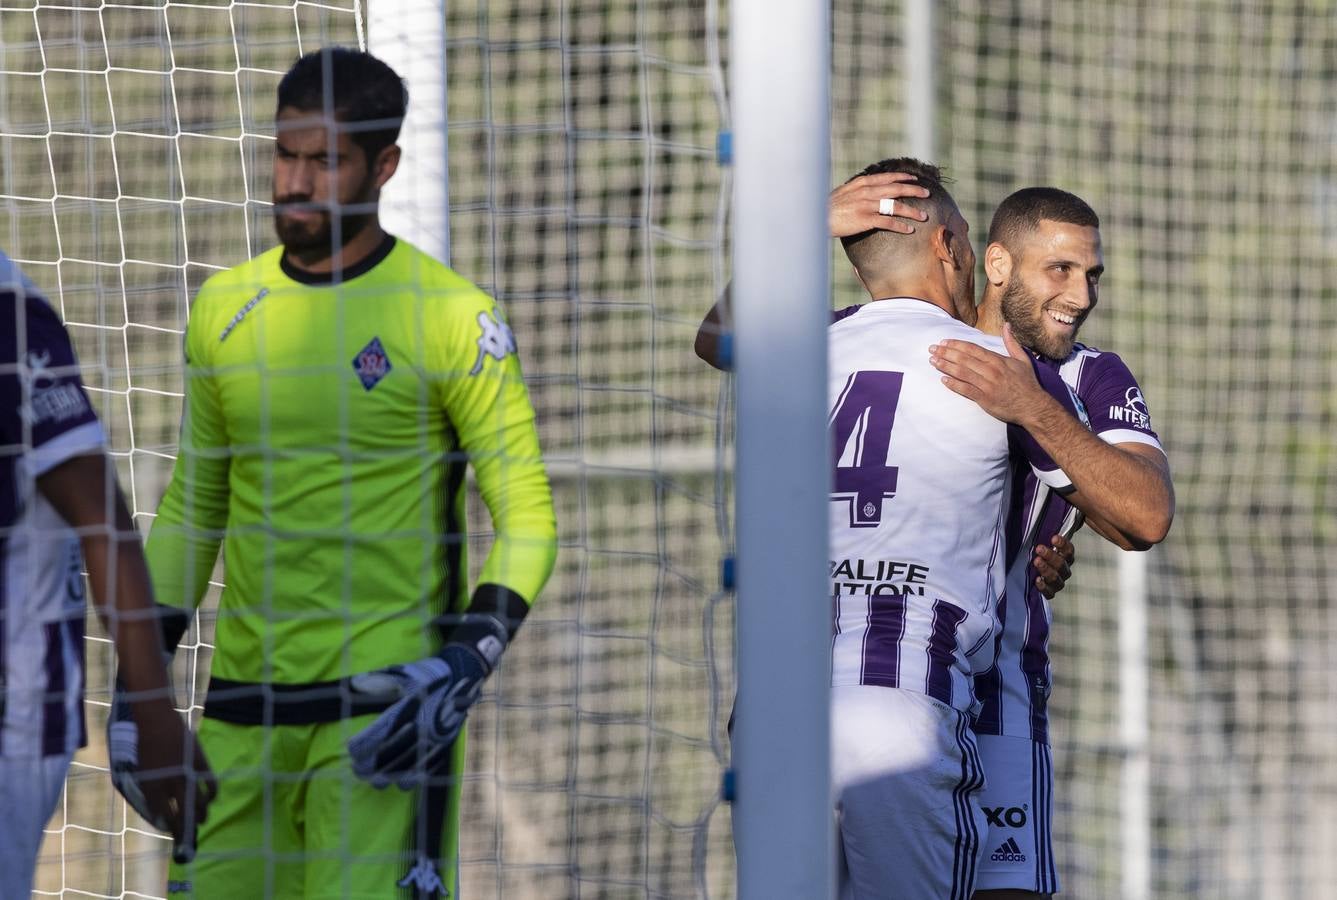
[974, 296, 1005, 336]
[864, 277, 957, 319]
[284, 219, 389, 277]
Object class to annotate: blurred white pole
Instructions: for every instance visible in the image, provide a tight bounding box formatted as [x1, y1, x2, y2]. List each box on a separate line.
[1119, 549, 1151, 900]
[903, 0, 936, 161]
[368, 0, 451, 264]
[730, 0, 833, 898]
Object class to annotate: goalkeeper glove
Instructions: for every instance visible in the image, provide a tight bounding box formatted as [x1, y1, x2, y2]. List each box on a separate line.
[347, 619, 508, 790]
[108, 604, 198, 860]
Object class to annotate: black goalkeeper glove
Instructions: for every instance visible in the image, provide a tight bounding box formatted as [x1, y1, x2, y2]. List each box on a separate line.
[346, 620, 507, 790]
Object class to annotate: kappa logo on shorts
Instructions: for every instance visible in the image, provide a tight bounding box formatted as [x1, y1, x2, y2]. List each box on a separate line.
[990, 837, 1027, 863]
[397, 857, 449, 896]
[353, 336, 393, 390]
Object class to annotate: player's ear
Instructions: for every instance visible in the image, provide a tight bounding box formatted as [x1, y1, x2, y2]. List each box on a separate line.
[984, 242, 1012, 287]
[371, 144, 401, 190]
[929, 223, 956, 268]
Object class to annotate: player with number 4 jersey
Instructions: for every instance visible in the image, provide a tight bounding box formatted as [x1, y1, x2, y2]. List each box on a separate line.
[826, 159, 1090, 900]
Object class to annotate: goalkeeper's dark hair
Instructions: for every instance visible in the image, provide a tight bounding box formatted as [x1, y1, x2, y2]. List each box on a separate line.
[277, 47, 408, 161]
[988, 187, 1100, 254]
[839, 157, 960, 275]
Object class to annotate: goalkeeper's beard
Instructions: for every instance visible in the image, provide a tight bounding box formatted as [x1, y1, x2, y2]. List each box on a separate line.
[274, 181, 377, 263]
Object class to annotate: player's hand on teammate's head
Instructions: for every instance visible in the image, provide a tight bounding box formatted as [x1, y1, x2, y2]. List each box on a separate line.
[829, 172, 930, 238]
[109, 697, 216, 863]
[1032, 534, 1077, 599]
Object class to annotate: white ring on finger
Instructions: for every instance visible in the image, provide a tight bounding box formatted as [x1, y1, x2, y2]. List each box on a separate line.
[878, 197, 896, 216]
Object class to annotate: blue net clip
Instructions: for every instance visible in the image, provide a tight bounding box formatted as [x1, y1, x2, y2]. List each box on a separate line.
[717, 333, 734, 371]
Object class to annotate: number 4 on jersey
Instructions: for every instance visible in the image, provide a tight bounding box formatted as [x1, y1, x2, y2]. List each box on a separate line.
[830, 370, 904, 528]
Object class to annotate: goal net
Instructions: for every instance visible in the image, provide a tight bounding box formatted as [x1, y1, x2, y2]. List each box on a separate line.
[7, 0, 733, 897]
[10, 0, 1334, 897]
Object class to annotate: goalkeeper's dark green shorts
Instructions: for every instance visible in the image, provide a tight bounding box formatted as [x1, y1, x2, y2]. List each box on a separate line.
[167, 714, 465, 899]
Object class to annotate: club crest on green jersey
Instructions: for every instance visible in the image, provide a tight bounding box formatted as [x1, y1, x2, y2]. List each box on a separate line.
[470, 307, 516, 375]
[352, 335, 393, 390]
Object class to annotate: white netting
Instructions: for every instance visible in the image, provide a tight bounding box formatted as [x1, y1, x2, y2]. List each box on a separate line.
[4, 0, 734, 896]
[833, 2, 1337, 898]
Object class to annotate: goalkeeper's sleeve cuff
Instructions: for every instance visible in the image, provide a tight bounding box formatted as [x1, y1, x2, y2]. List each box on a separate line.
[436, 583, 529, 671]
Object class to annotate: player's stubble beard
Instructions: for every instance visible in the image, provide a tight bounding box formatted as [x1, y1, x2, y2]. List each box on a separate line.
[273, 171, 378, 266]
[1000, 273, 1082, 361]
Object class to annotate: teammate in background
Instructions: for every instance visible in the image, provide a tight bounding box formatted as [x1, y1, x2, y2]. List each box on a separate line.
[1, 251, 214, 897]
[822, 158, 1087, 899]
[925, 187, 1172, 899]
[125, 48, 557, 898]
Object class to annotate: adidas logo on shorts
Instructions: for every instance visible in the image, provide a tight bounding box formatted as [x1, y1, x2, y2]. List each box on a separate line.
[990, 837, 1027, 863]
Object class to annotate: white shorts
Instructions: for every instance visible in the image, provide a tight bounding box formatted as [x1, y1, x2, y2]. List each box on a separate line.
[832, 685, 986, 900]
[0, 752, 73, 900]
[973, 733, 1059, 894]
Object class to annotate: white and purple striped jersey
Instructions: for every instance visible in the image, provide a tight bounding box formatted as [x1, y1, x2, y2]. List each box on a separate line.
[974, 343, 1165, 742]
[0, 252, 104, 759]
[828, 299, 1080, 713]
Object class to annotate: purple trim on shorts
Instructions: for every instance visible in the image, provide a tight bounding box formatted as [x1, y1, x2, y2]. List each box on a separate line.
[859, 594, 907, 688]
[926, 601, 968, 707]
[1032, 740, 1058, 893]
[949, 713, 985, 900]
[41, 620, 67, 755]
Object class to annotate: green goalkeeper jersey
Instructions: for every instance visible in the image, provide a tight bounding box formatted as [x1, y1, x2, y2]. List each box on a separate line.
[146, 237, 557, 684]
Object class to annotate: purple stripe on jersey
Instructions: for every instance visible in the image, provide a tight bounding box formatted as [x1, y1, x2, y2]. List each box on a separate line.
[859, 594, 907, 688]
[1004, 459, 1034, 572]
[829, 304, 865, 325]
[971, 594, 1007, 736]
[68, 615, 87, 748]
[926, 600, 968, 706]
[1022, 494, 1074, 744]
[42, 620, 67, 755]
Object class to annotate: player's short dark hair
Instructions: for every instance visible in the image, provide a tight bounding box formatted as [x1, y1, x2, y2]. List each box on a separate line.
[276, 47, 408, 161]
[987, 187, 1099, 253]
[839, 158, 960, 273]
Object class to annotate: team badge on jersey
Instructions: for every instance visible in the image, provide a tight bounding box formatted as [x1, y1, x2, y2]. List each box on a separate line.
[352, 336, 393, 390]
[470, 307, 516, 375]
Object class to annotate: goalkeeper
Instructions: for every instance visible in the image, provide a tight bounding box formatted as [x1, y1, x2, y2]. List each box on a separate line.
[130, 47, 557, 898]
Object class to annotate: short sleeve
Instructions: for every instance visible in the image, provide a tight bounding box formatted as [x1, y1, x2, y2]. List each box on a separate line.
[1073, 352, 1163, 451]
[0, 290, 104, 478]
